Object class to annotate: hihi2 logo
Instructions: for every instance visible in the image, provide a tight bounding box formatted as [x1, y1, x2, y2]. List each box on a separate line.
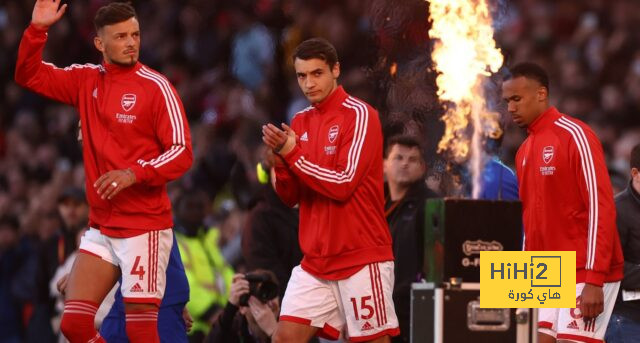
[480, 251, 575, 308]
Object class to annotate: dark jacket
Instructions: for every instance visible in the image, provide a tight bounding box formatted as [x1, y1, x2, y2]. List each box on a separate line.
[242, 185, 302, 299]
[384, 180, 438, 343]
[613, 181, 640, 322]
[206, 303, 268, 343]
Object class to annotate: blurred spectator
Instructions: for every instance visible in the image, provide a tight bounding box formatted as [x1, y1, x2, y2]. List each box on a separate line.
[27, 187, 88, 342]
[0, 215, 29, 343]
[605, 143, 640, 342]
[206, 271, 280, 343]
[229, 2, 275, 93]
[383, 135, 438, 343]
[241, 148, 302, 299]
[174, 190, 234, 342]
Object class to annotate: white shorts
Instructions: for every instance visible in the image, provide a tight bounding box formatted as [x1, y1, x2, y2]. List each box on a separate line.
[78, 227, 173, 305]
[538, 281, 621, 342]
[279, 262, 400, 342]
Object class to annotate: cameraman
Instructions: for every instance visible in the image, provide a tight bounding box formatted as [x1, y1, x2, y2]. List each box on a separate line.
[206, 272, 280, 343]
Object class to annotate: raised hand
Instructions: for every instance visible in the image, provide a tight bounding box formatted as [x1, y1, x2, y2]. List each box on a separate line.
[32, 0, 68, 30]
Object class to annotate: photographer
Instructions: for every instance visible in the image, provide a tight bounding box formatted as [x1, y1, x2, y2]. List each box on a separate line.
[206, 271, 280, 343]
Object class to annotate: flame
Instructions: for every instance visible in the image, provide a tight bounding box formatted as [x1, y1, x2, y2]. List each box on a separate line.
[428, 0, 504, 198]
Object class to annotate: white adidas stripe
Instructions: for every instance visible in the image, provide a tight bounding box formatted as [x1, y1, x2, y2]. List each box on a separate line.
[135, 67, 187, 169]
[554, 116, 598, 269]
[43, 62, 104, 72]
[559, 116, 599, 270]
[292, 96, 368, 183]
[137, 67, 183, 145]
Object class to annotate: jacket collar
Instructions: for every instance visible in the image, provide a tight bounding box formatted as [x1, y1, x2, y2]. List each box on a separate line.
[628, 180, 640, 206]
[384, 179, 436, 203]
[313, 86, 348, 113]
[102, 61, 142, 75]
[528, 106, 562, 134]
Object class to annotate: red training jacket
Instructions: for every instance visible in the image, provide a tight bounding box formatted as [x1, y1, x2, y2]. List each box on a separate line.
[15, 24, 193, 237]
[515, 106, 623, 286]
[274, 86, 393, 280]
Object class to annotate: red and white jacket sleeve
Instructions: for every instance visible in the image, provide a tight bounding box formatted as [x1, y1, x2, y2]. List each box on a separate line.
[15, 24, 83, 106]
[569, 126, 617, 286]
[281, 106, 377, 202]
[274, 156, 301, 207]
[130, 83, 193, 186]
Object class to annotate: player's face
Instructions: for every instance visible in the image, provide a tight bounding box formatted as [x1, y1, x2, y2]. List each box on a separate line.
[502, 76, 548, 128]
[294, 58, 340, 104]
[384, 144, 426, 186]
[94, 17, 140, 67]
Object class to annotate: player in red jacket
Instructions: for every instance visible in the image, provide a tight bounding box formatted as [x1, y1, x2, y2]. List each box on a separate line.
[14, 1, 192, 342]
[502, 62, 623, 343]
[262, 38, 399, 342]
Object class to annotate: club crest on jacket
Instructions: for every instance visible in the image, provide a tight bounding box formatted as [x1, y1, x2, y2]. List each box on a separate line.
[543, 146, 554, 164]
[121, 93, 136, 112]
[328, 125, 339, 143]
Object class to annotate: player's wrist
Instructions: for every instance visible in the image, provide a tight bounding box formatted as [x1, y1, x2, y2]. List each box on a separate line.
[30, 22, 50, 31]
[277, 138, 296, 156]
[124, 168, 136, 184]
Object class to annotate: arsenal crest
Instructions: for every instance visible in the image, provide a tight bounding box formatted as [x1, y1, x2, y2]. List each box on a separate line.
[542, 146, 554, 164]
[328, 125, 339, 143]
[121, 94, 136, 112]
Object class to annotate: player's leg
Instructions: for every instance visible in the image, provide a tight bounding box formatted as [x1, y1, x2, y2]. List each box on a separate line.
[538, 333, 556, 343]
[114, 229, 173, 343]
[335, 261, 399, 342]
[273, 321, 319, 343]
[274, 265, 341, 343]
[61, 229, 120, 343]
[538, 307, 559, 343]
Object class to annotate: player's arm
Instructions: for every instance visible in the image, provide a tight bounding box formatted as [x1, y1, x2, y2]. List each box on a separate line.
[566, 126, 616, 318]
[268, 105, 379, 202]
[272, 156, 301, 207]
[568, 129, 617, 287]
[15, 0, 81, 105]
[129, 82, 193, 186]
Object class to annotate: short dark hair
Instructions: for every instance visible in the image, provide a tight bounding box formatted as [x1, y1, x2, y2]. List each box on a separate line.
[292, 38, 339, 70]
[94, 2, 137, 32]
[505, 62, 550, 92]
[384, 134, 424, 159]
[631, 143, 640, 170]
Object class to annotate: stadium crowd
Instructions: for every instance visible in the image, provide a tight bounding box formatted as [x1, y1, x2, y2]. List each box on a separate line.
[0, 0, 638, 342]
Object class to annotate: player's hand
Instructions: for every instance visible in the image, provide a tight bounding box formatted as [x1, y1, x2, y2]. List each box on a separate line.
[278, 123, 297, 155]
[262, 123, 296, 155]
[262, 123, 287, 151]
[182, 307, 194, 332]
[248, 296, 277, 337]
[32, 0, 67, 30]
[580, 283, 604, 319]
[56, 273, 69, 296]
[229, 274, 250, 306]
[94, 169, 136, 200]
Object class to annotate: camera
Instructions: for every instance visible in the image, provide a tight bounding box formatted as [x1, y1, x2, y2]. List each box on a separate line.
[238, 272, 279, 306]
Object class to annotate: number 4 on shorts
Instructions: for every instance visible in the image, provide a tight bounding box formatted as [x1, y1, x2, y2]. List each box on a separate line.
[130, 256, 145, 280]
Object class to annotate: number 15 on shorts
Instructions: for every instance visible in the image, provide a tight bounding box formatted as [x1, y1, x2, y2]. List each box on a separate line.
[350, 296, 375, 320]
